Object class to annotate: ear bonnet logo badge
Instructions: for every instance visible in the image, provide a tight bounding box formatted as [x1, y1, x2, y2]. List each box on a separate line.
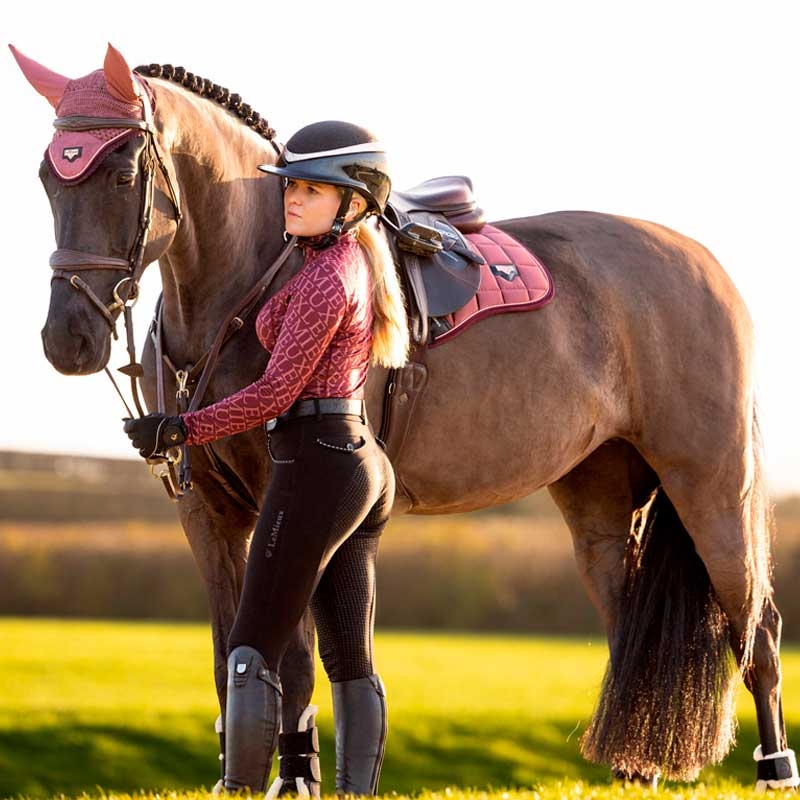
[62, 146, 83, 162]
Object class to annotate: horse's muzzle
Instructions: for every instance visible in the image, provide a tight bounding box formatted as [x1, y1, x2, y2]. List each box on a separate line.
[41, 313, 111, 375]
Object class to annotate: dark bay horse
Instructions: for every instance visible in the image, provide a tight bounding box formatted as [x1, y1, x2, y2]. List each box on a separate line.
[12, 43, 795, 789]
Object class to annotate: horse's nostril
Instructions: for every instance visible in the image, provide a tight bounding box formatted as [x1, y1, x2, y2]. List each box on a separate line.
[68, 316, 87, 339]
[41, 317, 109, 375]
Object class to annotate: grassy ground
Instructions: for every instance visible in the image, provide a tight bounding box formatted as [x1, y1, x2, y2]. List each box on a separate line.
[0, 619, 798, 799]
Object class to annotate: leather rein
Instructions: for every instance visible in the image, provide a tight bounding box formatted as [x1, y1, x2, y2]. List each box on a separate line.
[148, 236, 297, 499]
[48, 97, 297, 501]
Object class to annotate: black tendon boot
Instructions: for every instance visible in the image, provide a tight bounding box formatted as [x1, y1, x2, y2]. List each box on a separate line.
[266, 705, 321, 799]
[332, 675, 388, 795]
[224, 645, 282, 792]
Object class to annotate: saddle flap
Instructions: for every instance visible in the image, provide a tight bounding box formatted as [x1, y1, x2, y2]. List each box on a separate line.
[419, 218, 482, 317]
[384, 207, 483, 321]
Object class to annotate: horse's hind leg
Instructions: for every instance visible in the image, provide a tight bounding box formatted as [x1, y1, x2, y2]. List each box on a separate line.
[744, 597, 796, 788]
[548, 439, 659, 784]
[548, 439, 657, 639]
[647, 423, 798, 788]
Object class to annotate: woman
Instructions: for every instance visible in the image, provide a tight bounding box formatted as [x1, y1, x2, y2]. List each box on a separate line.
[124, 120, 409, 795]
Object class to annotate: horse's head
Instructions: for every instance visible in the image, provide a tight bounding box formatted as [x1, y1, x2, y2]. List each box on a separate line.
[11, 43, 181, 374]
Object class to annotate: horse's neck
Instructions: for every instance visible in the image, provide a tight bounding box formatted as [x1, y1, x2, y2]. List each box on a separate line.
[153, 82, 288, 357]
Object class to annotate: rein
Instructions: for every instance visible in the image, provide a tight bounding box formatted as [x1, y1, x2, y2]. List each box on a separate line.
[151, 235, 298, 497]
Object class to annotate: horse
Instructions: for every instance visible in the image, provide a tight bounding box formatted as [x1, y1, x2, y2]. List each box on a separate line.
[12, 43, 796, 791]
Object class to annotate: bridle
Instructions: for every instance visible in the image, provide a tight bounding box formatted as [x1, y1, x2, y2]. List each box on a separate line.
[47, 91, 182, 418]
[45, 84, 298, 500]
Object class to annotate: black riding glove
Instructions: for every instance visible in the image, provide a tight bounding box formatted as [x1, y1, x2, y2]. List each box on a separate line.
[123, 413, 187, 459]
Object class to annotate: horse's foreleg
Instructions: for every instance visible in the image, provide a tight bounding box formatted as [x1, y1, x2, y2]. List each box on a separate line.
[179, 483, 319, 792]
[178, 489, 252, 705]
[176, 485, 254, 788]
[281, 610, 317, 730]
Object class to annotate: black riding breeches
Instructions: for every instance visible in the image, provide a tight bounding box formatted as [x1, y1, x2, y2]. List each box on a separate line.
[228, 413, 394, 682]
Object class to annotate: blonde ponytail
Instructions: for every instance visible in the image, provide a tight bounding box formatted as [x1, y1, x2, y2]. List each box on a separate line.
[356, 221, 410, 368]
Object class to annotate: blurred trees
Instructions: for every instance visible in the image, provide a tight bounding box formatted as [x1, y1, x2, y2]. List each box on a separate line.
[1, 451, 798, 640]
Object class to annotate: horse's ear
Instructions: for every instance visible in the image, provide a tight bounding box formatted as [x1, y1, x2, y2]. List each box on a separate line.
[103, 43, 141, 103]
[8, 44, 70, 109]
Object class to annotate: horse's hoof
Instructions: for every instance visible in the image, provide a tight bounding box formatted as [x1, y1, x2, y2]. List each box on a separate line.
[612, 768, 659, 790]
[266, 777, 320, 799]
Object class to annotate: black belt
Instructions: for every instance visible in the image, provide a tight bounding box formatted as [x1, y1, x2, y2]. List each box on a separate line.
[271, 398, 365, 427]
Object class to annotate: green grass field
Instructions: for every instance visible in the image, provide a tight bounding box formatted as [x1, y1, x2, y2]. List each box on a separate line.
[0, 619, 798, 799]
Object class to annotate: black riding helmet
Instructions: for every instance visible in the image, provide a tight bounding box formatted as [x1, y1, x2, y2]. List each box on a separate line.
[259, 120, 391, 247]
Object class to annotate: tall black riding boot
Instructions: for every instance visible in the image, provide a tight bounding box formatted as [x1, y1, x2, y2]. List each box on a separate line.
[224, 645, 282, 792]
[332, 674, 387, 795]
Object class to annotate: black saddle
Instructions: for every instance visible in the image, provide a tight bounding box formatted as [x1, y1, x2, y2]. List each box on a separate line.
[390, 175, 486, 233]
[383, 175, 486, 345]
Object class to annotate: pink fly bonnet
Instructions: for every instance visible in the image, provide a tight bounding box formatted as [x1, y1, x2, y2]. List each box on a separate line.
[10, 43, 152, 184]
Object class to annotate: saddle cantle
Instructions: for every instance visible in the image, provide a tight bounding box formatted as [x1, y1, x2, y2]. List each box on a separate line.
[390, 175, 486, 233]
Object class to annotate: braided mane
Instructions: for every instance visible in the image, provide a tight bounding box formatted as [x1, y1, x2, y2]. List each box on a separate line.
[134, 63, 280, 153]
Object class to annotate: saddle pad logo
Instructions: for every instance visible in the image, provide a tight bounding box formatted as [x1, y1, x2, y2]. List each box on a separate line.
[490, 263, 520, 281]
[62, 146, 83, 163]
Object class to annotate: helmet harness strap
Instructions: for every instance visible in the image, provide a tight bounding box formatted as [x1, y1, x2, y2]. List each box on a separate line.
[298, 186, 369, 250]
[330, 187, 353, 239]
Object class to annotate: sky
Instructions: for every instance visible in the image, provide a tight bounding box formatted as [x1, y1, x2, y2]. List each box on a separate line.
[2, 1, 799, 496]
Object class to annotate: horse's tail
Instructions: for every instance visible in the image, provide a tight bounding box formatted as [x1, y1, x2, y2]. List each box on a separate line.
[580, 485, 743, 781]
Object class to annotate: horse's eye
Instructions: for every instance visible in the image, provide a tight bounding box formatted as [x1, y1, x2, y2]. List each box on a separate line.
[116, 170, 137, 187]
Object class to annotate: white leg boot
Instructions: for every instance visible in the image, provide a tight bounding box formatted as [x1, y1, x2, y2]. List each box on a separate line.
[266, 705, 321, 799]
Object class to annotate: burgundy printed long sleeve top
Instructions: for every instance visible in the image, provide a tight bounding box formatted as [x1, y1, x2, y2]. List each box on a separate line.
[183, 233, 373, 446]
